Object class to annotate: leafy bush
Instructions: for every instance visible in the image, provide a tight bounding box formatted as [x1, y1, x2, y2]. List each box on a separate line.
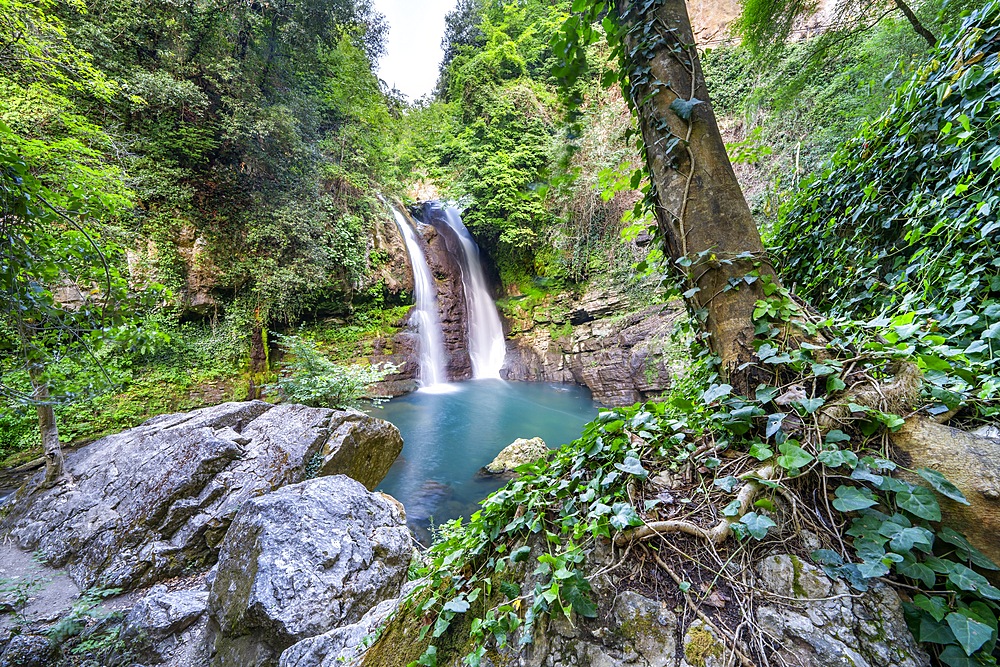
[268, 333, 396, 409]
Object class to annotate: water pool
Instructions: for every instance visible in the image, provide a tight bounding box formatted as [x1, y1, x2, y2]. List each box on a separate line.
[373, 380, 598, 542]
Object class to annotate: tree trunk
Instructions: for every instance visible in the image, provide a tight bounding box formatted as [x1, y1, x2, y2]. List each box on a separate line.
[618, 0, 779, 393]
[892, 0, 937, 47]
[28, 364, 65, 486]
[247, 324, 269, 400]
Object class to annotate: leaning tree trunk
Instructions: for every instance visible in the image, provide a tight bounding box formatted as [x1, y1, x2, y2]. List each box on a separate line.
[618, 0, 779, 394]
[28, 363, 65, 486]
[617, 0, 1000, 562]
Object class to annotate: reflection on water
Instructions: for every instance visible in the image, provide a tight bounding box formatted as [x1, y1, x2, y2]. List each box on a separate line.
[372, 380, 598, 542]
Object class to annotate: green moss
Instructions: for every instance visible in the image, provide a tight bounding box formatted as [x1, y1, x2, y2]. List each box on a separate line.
[789, 554, 808, 598]
[684, 625, 723, 667]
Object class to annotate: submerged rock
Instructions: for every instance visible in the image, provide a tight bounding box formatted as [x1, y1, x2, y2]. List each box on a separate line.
[0, 401, 403, 591]
[208, 475, 410, 667]
[481, 437, 548, 476]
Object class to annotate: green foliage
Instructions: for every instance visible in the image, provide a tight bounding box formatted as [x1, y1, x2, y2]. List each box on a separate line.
[267, 332, 395, 409]
[771, 3, 1000, 417]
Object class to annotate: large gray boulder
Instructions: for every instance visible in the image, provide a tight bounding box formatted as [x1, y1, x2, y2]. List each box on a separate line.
[0, 401, 402, 591]
[278, 580, 422, 667]
[208, 475, 411, 667]
[123, 584, 211, 665]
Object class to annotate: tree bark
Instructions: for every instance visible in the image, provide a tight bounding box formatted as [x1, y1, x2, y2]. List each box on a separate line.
[247, 323, 269, 400]
[28, 363, 65, 486]
[892, 0, 936, 47]
[619, 0, 779, 393]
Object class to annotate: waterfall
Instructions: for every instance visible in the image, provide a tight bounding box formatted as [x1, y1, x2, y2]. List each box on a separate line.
[438, 206, 506, 379]
[388, 204, 449, 388]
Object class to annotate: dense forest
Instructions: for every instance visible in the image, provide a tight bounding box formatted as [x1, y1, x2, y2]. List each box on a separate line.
[3, 0, 1000, 665]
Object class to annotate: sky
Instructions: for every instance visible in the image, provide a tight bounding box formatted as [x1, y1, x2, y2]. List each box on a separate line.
[372, 0, 455, 101]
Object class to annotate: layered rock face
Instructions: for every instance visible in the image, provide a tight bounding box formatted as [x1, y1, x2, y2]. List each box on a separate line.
[421, 221, 474, 381]
[503, 289, 684, 405]
[0, 401, 403, 591]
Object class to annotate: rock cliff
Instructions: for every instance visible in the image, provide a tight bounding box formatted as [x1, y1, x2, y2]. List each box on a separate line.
[502, 288, 685, 405]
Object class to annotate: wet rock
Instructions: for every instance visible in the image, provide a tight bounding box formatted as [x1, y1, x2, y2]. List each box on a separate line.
[481, 437, 548, 476]
[754, 554, 929, 667]
[421, 222, 473, 381]
[208, 476, 410, 667]
[0, 401, 403, 591]
[0, 634, 54, 667]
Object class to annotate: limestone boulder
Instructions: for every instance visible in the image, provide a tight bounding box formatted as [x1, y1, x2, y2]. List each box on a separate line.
[123, 584, 211, 664]
[482, 437, 548, 475]
[320, 410, 404, 490]
[0, 401, 403, 591]
[208, 476, 411, 667]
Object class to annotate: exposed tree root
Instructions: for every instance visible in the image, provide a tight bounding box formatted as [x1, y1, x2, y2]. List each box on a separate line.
[616, 465, 775, 546]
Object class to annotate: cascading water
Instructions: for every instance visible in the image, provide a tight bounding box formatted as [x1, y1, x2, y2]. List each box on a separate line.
[388, 204, 449, 388]
[438, 206, 507, 379]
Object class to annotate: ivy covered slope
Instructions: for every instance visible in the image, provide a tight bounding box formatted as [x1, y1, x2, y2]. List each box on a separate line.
[771, 3, 1000, 420]
[355, 6, 1000, 667]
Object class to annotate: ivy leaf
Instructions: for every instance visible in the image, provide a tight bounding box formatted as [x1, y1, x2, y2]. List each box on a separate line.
[777, 441, 814, 472]
[857, 559, 890, 578]
[796, 397, 825, 414]
[818, 448, 859, 468]
[938, 527, 1000, 570]
[714, 476, 741, 492]
[946, 612, 994, 655]
[443, 597, 470, 614]
[510, 546, 531, 563]
[615, 456, 649, 479]
[919, 615, 957, 644]
[939, 645, 982, 667]
[722, 499, 742, 517]
[739, 512, 776, 540]
[810, 549, 844, 566]
[701, 383, 732, 404]
[917, 468, 970, 505]
[669, 96, 703, 120]
[912, 594, 949, 622]
[896, 486, 942, 521]
[749, 442, 774, 461]
[765, 413, 786, 438]
[825, 429, 851, 444]
[897, 558, 938, 588]
[832, 485, 879, 512]
[609, 502, 642, 529]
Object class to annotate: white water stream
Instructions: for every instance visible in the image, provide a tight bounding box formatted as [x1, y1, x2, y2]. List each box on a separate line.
[439, 206, 506, 379]
[388, 204, 449, 388]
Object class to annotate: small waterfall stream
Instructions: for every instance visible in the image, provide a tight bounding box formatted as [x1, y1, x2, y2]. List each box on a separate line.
[388, 204, 449, 388]
[437, 206, 506, 379]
